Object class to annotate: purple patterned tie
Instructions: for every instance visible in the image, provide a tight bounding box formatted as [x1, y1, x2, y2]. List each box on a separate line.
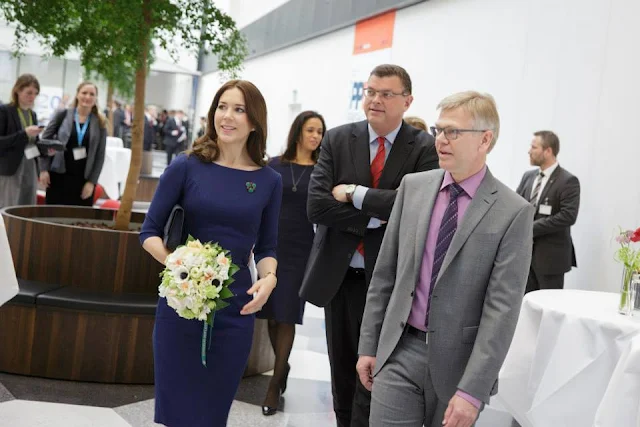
[425, 182, 464, 326]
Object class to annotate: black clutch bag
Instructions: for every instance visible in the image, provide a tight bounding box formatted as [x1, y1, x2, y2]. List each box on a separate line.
[163, 204, 185, 252]
[37, 139, 65, 153]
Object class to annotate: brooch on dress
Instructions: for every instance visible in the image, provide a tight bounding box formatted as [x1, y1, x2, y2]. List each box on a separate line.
[245, 182, 256, 193]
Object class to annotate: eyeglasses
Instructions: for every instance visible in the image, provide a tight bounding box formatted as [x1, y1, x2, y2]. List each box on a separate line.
[430, 126, 489, 140]
[364, 88, 408, 100]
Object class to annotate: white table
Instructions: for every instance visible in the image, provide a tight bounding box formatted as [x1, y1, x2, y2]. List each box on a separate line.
[495, 289, 640, 427]
[106, 136, 124, 149]
[98, 146, 131, 199]
[0, 217, 18, 307]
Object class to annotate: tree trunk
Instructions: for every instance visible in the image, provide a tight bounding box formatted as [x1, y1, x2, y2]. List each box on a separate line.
[114, 6, 150, 230]
[106, 82, 114, 137]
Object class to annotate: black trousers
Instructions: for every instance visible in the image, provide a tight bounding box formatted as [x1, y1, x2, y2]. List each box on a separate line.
[525, 266, 565, 294]
[324, 268, 371, 427]
[166, 144, 180, 165]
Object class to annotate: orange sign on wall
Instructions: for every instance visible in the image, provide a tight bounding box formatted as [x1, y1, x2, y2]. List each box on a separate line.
[353, 10, 396, 55]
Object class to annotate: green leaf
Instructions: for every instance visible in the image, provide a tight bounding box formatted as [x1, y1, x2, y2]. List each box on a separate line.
[215, 300, 230, 311]
[219, 287, 234, 299]
[228, 263, 240, 277]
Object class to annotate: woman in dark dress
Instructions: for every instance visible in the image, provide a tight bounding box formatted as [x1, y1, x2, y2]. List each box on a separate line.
[258, 111, 326, 415]
[40, 81, 106, 206]
[140, 80, 282, 427]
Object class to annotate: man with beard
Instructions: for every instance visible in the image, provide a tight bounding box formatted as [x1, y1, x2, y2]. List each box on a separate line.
[516, 130, 580, 292]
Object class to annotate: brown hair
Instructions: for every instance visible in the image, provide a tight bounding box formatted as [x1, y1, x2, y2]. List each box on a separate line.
[370, 64, 412, 94]
[10, 74, 40, 106]
[281, 110, 326, 164]
[404, 116, 428, 132]
[534, 130, 560, 156]
[73, 81, 106, 128]
[190, 80, 268, 166]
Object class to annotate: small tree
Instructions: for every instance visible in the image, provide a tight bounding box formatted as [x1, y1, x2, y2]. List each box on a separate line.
[1, 0, 247, 230]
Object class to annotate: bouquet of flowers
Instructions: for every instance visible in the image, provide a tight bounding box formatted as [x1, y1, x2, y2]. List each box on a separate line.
[159, 236, 239, 364]
[614, 227, 640, 312]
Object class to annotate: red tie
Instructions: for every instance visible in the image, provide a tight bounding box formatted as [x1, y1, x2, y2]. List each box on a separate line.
[357, 136, 386, 256]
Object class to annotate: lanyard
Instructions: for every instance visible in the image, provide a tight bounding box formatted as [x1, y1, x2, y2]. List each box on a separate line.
[74, 109, 91, 146]
[17, 108, 32, 129]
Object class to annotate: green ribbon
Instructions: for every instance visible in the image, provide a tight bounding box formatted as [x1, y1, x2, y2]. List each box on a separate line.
[201, 312, 215, 367]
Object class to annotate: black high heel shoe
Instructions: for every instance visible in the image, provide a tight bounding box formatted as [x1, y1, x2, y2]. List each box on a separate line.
[280, 363, 291, 394]
[261, 388, 281, 416]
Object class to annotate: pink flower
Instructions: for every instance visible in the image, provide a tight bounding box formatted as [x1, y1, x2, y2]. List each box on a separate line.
[617, 231, 633, 245]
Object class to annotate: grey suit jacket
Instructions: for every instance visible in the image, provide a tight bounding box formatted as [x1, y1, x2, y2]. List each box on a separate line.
[358, 168, 534, 404]
[39, 108, 107, 184]
[516, 166, 579, 275]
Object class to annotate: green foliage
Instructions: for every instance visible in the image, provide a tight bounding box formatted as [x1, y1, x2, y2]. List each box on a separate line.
[0, 0, 247, 91]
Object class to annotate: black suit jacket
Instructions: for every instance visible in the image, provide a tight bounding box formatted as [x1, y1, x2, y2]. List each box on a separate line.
[516, 165, 580, 275]
[162, 117, 181, 147]
[0, 104, 37, 176]
[300, 120, 439, 306]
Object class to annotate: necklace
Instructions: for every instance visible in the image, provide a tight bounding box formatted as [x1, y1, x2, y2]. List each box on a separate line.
[290, 162, 311, 192]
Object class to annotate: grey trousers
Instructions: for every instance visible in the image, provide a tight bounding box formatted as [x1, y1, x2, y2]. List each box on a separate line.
[370, 333, 474, 427]
[0, 156, 37, 209]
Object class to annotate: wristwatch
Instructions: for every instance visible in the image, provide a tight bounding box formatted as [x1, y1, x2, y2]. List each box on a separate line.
[345, 184, 357, 203]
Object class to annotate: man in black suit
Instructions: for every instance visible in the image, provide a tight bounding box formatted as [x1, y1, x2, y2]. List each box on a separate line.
[163, 110, 183, 165]
[143, 105, 158, 151]
[516, 130, 580, 292]
[300, 64, 439, 427]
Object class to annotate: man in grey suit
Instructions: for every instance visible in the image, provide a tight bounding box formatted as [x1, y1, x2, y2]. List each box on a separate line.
[516, 130, 580, 292]
[357, 91, 534, 427]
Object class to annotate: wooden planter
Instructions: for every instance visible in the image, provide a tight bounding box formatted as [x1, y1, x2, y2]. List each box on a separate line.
[0, 206, 274, 384]
[135, 175, 160, 202]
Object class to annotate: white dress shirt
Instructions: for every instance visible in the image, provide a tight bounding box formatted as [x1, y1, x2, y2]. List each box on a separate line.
[349, 122, 402, 269]
[531, 162, 559, 205]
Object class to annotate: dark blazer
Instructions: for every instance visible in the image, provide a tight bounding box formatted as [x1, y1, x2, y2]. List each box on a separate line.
[299, 120, 439, 307]
[112, 108, 125, 139]
[0, 104, 38, 176]
[516, 165, 580, 275]
[162, 117, 181, 147]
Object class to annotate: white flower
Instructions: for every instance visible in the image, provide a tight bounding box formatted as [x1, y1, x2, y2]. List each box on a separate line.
[178, 279, 195, 296]
[216, 253, 230, 268]
[172, 266, 190, 285]
[166, 246, 189, 269]
[167, 295, 185, 311]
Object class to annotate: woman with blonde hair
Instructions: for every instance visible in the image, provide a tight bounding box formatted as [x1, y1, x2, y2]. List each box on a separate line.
[40, 81, 107, 205]
[0, 74, 42, 208]
[141, 79, 282, 426]
[404, 115, 428, 132]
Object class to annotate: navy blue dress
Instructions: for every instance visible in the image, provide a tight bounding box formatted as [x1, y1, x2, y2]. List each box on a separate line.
[140, 154, 282, 427]
[257, 157, 314, 324]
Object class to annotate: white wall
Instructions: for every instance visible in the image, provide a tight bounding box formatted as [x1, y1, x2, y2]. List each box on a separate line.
[197, 0, 640, 294]
[227, 0, 292, 29]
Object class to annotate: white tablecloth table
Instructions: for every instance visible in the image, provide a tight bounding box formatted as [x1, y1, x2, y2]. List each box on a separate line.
[106, 136, 124, 149]
[98, 146, 131, 199]
[495, 289, 640, 427]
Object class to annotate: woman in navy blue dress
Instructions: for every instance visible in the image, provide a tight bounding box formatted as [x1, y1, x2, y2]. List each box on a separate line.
[140, 80, 282, 427]
[257, 111, 325, 415]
